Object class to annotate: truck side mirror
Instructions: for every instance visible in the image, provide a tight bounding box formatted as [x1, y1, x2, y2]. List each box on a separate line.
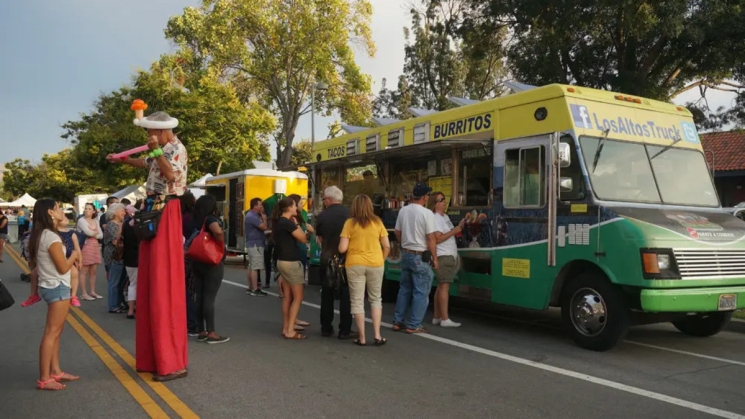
[560, 177, 573, 192]
[558, 143, 571, 168]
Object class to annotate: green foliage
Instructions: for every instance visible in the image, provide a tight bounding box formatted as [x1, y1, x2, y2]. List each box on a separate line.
[373, 0, 506, 119]
[291, 140, 313, 167]
[465, 0, 745, 102]
[165, 0, 377, 168]
[3, 150, 110, 203]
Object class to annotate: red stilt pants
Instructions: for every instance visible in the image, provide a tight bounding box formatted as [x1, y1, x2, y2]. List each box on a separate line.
[136, 200, 188, 376]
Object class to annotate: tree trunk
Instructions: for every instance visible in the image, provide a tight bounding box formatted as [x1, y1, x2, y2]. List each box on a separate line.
[278, 112, 300, 169]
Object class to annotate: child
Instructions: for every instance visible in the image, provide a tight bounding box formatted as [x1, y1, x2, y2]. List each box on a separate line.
[58, 212, 82, 307]
[28, 199, 80, 390]
[21, 214, 82, 307]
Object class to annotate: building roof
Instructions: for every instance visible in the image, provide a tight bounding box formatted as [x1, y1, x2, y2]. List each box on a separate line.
[701, 130, 745, 171]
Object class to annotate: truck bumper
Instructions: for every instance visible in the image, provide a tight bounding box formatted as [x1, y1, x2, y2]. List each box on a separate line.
[640, 286, 745, 312]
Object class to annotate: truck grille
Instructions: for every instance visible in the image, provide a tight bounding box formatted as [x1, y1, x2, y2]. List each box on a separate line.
[673, 249, 745, 279]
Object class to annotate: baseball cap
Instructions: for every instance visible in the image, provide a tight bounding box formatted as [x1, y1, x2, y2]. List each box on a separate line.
[412, 183, 433, 198]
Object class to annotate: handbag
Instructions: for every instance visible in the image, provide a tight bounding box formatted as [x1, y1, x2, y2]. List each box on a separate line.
[185, 221, 224, 265]
[324, 253, 347, 289]
[113, 238, 124, 262]
[0, 279, 15, 311]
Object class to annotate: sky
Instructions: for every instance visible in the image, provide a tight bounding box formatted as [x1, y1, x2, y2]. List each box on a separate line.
[0, 0, 737, 166]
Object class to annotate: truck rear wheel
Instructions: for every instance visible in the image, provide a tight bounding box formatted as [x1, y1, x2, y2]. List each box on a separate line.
[561, 272, 630, 352]
[672, 312, 732, 337]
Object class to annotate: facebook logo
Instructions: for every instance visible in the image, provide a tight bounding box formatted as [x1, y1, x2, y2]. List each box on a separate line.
[570, 104, 592, 128]
[680, 121, 699, 143]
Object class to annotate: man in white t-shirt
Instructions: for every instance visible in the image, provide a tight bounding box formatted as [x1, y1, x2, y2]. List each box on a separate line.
[392, 183, 438, 333]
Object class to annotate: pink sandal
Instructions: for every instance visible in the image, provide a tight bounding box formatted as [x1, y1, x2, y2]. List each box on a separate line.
[21, 294, 41, 308]
[70, 296, 81, 307]
[51, 372, 79, 382]
[37, 378, 65, 391]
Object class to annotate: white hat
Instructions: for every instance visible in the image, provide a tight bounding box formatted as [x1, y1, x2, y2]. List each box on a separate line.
[133, 111, 179, 129]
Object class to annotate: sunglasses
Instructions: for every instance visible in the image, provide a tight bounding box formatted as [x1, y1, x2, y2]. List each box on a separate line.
[436, 198, 446, 203]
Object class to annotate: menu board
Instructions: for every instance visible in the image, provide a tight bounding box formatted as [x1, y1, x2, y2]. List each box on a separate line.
[429, 176, 453, 206]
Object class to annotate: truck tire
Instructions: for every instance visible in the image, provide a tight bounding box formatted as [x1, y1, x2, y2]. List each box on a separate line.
[561, 272, 630, 352]
[672, 312, 732, 337]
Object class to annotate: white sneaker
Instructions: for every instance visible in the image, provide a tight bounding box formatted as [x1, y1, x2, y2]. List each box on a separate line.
[432, 318, 441, 325]
[440, 319, 461, 328]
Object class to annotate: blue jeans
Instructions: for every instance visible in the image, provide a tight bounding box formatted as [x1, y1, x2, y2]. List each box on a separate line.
[107, 261, 125, 311]
[393, 252, 434, 329]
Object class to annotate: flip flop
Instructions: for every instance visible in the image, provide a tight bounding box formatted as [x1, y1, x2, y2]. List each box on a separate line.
[353, 339, 367, 346]
[295, 321, 310, 327]
[374, 338, 387, 346]
[283, 333, 307, 340]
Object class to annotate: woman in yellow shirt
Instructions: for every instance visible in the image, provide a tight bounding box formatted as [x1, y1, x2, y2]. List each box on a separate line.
[338, 195, 390, 346]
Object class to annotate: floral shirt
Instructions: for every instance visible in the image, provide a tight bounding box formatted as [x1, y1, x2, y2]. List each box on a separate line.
[145, 137, 188, 196]
[103, 221, 121, 266]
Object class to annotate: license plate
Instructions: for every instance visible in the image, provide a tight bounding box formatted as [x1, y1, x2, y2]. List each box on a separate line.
[718, 294, 737, 311]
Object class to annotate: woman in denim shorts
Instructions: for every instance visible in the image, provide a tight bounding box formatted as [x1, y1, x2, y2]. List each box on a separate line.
[28, 199, 81, 391]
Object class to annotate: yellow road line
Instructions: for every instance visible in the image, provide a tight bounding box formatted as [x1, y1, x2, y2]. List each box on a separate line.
[71, 307, 199, 419]
[7, 245, 199, 419]
[67, 315, 170, 418]
[4, 246, 169, 418]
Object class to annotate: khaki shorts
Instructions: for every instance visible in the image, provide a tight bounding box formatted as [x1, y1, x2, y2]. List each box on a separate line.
[246, 245, 265, 271]
[277, 260, 304, 285]
[435, 255, 458, 283]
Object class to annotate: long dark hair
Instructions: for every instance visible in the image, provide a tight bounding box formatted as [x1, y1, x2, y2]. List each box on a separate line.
[288, 194, 305, 226]
[180, 191, 196, 215]
[28, 199, 58, 267]
[270, 198, 296, 241]
[192, 195, 217, 229]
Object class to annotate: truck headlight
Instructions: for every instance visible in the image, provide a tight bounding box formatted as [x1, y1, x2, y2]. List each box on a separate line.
[640, 249, 679, 279]
[656, 254, 670, 270]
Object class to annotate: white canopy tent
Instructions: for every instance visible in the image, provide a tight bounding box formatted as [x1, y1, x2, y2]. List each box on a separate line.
[97, 181, 207, 206]
[96, 184, 147, 206]
[0, 193, 37, 207]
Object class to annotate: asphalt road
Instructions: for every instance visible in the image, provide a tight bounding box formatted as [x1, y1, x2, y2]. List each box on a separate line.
[1, 244, 745, 419]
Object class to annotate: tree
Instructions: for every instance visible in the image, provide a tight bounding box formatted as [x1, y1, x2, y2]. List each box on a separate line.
[465, 0, 745, 102]
[372, 0, 506, 119]
[165, 0, 377, 168]
[290, 140, 313, 167]
[61, 54, 275, 188]
[2, 150, 108, 203]
[2, 159, 35, 201]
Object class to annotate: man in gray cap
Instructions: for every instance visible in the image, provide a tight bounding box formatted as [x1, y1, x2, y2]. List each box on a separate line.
[392, 183, 438, 334]
[107, 109, 189, 382]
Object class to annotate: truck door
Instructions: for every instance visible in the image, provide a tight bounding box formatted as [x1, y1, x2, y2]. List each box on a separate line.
[491, 133, 561, 309]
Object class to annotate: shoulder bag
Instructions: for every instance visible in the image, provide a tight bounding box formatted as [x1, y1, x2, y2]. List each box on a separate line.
[185, 220, 224, 265]
[0, 279, 15, 311]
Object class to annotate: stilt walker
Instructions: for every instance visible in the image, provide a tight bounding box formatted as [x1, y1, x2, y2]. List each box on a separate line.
[106, 102, 189, 381]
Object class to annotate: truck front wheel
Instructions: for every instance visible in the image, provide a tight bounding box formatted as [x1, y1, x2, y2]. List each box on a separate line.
[561, 273, 630, 352]
[672, 312, 732, 337]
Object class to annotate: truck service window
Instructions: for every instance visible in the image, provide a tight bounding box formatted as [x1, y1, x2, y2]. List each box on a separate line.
[504, 146, 546, 208]
[343, 164, 383, 205]
[390, 153, 451, 200]
[457, 147, 491, 207]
